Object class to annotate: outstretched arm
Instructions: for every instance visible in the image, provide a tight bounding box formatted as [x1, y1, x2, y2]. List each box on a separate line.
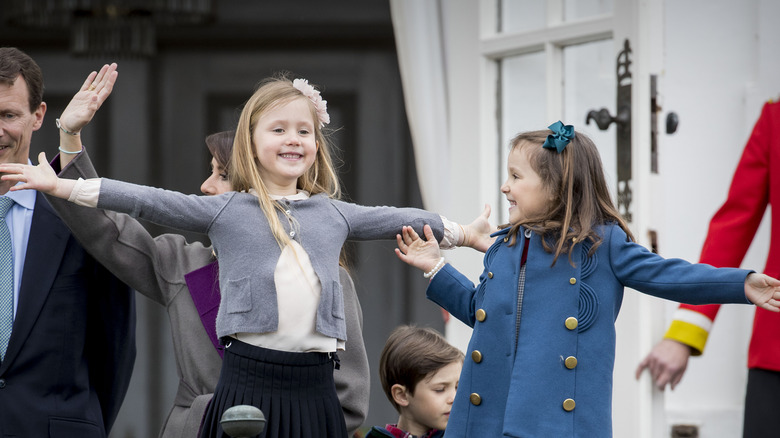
[395, 224, 444, 274]
[744, 272, 780, 312]
[0, 152, 78, 199]
[58, 63, 119, 168]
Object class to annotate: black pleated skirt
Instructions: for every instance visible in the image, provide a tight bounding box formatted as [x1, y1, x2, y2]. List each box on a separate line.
[199, 338, 347, 438]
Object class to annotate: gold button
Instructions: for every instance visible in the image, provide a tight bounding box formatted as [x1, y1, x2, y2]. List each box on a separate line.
[475, 309, 486, 322]
[487, 272, 494, 279]
[503, 236, 509, 242]
[470, 393, 482, 406]
[569, 277, 576, 285]
[564, 356, 578, 369]
[563, 398, 575, 411]
[471, 350, 483, 363]
[565, 317, 578, 330]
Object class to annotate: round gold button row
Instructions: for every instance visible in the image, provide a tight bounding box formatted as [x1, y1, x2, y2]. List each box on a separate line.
[565, 317, 578, 330]
[475, 308, 486, 322]
[562, 398, 575, 411]
[564, 356, 577, 369]
[470, 393, 482, 406]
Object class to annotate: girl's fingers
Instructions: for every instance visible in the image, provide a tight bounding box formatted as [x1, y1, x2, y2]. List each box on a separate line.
[394, 248, 410, 263]
[481, 203, 491, 219]
[396, 234, 407, 252]
[402, 227, 416, 245]
[423, 224, 435, 241]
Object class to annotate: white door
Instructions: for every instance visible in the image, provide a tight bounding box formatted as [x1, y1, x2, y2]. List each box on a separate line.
[646, 0, 779, 436]
[475, 0, 778, 436]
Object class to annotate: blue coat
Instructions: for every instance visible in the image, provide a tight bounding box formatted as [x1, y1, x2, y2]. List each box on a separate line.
[427, 224, 751, 437]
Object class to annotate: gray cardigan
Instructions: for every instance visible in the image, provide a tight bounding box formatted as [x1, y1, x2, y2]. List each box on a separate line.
[99, 178, 445, 341]
[50, 151, 370, 437]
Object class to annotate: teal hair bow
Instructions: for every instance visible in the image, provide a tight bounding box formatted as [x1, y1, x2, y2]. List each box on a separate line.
[542, 121, 575, 153]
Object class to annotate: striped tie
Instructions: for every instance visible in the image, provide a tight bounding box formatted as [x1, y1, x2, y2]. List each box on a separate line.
[0, 197, 15, 362]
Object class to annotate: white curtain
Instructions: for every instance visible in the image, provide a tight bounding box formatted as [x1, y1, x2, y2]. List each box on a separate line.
[389, 0, 451, 213]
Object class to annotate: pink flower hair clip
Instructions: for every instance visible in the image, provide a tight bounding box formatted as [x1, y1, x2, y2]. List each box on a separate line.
[292, 78, 330, 128]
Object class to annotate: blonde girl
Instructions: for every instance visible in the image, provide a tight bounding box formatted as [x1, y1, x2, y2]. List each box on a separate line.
[394, 122, 780, 437]
[0, 75, 491, 438]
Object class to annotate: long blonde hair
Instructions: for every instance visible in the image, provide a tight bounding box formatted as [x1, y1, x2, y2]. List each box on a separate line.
[504, 129, 633, 266]
[230, 75, 341, 249]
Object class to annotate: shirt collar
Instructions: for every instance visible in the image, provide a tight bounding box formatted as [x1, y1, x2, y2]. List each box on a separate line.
[270, 190, 310, 201]
[3, 187, 36, 211]
[383, 424, 441, 438]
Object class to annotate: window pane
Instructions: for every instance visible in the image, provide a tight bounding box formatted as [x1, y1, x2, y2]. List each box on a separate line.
[562, 39, 617, 199]
[564, 0, 613, 21]
[500, 0, 546, 33]
[499, 51, 547, 223]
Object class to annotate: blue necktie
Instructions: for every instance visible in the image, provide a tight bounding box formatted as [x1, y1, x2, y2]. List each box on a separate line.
[0, 197, 15, 362]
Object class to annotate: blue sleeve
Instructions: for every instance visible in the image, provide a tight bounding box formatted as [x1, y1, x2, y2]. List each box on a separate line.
[607, 225, 751, 304]
[426, 263, 480, 327]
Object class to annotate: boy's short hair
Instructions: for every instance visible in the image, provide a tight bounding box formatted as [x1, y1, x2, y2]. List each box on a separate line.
[379, 325, 464, 412]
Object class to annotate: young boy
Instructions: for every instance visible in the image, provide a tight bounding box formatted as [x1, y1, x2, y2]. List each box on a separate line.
[366, 325, 464, 438]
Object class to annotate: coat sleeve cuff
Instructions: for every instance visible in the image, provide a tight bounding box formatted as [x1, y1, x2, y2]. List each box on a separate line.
[664, 319, 709, 356]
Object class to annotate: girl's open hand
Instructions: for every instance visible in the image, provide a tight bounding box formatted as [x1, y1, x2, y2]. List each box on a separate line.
[744, 272, 780, 312]
[395, 224, 443, 273]
[0, 152, 62, 195]
[464, 204, 496, 253]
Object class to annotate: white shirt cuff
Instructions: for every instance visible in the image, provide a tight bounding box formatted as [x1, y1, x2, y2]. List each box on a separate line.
[68, 178, 101, 207]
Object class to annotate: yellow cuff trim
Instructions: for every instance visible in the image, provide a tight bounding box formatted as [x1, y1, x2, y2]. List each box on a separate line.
[664, 320, 708, 356]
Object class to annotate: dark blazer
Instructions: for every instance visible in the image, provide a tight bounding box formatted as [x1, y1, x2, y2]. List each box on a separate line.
[0, 193, 136, 438]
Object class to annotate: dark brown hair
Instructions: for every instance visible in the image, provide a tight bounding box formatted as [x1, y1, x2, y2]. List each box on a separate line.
[503, 128, 634, 265]
[205, 130, 235, 174]
[0, 47, 44, 112]
[379, 325, 464, 412]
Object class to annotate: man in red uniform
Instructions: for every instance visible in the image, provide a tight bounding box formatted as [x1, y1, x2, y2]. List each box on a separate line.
[636, 99, 780, 438]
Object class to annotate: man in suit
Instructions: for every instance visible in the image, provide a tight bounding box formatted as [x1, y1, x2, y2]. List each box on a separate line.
[0, 46, 136, 437]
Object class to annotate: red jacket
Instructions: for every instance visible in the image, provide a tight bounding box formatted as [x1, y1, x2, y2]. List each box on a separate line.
[665, 100, 780, 371]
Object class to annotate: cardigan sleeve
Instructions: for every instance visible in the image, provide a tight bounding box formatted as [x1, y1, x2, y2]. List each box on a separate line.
[48, 149, 214, 305]
[98, 178, 230, 234]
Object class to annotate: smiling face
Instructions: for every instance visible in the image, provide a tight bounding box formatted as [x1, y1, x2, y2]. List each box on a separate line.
[500, 143, 551, 224]
[0, 75, 45, 193]
[396, 360, 462, 435]
[252, 97, 317, 195]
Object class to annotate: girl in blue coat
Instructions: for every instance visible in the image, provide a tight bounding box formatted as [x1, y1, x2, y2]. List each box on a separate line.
[394, 122, 780, 437]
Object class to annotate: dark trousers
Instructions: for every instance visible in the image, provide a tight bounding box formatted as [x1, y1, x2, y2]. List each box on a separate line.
[743, 368, 780, 438]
